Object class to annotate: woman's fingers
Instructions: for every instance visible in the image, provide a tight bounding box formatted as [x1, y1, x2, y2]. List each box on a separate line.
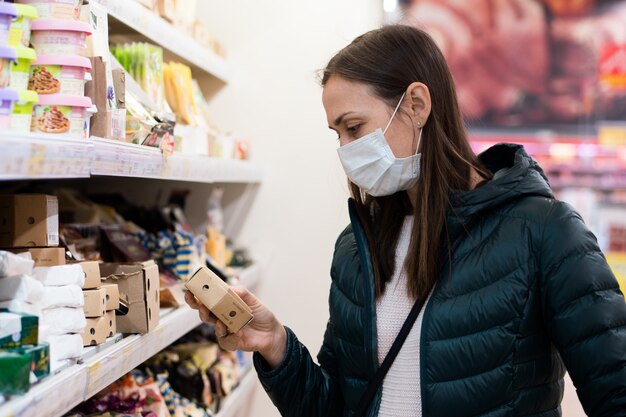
[184, 291, 200, 310]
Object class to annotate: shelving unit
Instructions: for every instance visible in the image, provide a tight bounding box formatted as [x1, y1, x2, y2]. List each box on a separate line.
[91, 0, 231, 83]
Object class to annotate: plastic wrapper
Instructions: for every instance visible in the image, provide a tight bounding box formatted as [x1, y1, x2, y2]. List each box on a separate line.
[33, 264, 85, 287]
[41, 285, 84, 309]
[39, 307, 86, 335]
[0, 250, 34, 277]
[0, 274, 44, 303]
[45, 333, 83, 362]
[0, 299, 41, 316]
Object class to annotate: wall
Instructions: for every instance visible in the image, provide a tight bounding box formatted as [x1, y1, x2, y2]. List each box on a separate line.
[197, 3, 587, 416]
[196, 2, 383, 416]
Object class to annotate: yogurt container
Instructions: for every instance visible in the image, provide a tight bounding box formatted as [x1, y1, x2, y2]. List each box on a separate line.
[0, 47, 17, 89]
[32, 94, 91, 137]
[9, 4, 38, 48]
[10, 47, 37, 91]
[11, 90, 38, 132]
[0, 89, 19, 130]
[15, 0, 82, 21]
[29, 55, 91, 96]
[0, 3, 17, 46]
[31, 19, 92, 57]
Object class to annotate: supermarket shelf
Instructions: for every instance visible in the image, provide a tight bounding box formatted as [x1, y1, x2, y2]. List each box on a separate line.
[215, 369, 257, 417]
[92, 137, 264, 183]
[231, 262, 262, 290]
[0, 133, 93, 180]
[92, 0, 231, 83]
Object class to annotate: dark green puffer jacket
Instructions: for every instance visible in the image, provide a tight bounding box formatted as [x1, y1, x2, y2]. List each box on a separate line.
[253, 144, 626, 416]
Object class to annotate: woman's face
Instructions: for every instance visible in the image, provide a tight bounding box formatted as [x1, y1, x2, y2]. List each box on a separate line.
[322, 75, 417, 158]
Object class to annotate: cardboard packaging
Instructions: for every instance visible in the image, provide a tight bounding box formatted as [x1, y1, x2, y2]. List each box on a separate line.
[185, 267, 253, 334]
[105, 310, 116, 337]
[83, 288, 106, 318]
[18, 248, 65, 267]
[79, 261, 101, 289]
[82, 316, 109, 346]
[101, 283, 120, 311]
[0, 195, 59, 247]
[9, 343, 50, 379]
[100, 261, 159, 334]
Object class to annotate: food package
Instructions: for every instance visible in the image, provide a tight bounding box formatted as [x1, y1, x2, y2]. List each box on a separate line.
[111, 42, 164, 109]
[101, 284, 119, 311]
[163, 61, 198, 125]
[39, 307, 86, 335]
[0, 311, 21, 347]
[0, 299, 41, 316]
[33, 264, 85, 287]
[0, 194, 59, 247]
[0, 250, 34, 277]
[0, 274, 45, 304]
[41, 285, 84, 309]
[44, 333, 83, 361]
[83, 288, 106, 318]
[82, 315, 108, 346]
[12, 248, 65, 268]
[0, 310, 38, 348]
[0, 351, 30, 395]
[8, 343, 50, 380]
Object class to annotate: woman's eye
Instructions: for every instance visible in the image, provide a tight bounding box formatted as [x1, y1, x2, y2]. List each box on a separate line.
[347, 124, 361, 134]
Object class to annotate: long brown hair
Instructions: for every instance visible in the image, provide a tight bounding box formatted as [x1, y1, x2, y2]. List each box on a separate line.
[322, 25, 490, 301]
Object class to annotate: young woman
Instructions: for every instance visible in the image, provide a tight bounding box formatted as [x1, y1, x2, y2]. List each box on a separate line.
[185, 25, 626, 416]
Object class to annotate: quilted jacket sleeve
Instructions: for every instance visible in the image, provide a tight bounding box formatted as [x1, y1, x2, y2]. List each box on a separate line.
[253, 323, 344, 417]
[539, 200, 626, 416]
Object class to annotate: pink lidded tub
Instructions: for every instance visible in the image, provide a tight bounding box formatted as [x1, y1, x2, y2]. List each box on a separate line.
[0, 3, 17, 46]
[32, 94, 92, 137]
[30, 55, 91, 96]
[15, 0, 83, 21]
[0, 89, 19, 129]
[0, 47, 17, 89]
[31, 19, 92, 57]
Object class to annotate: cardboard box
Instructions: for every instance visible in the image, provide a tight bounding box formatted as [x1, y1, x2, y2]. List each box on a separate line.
[185, 267, 253, 334]
[80, 261, 101, 289]
[19, 248, 65, 267]
[83, 288, 106, 318]
[105, 310, 116, 337]
[101, 283, 119, 311]
[0, 195, 59, 247]
[100, 261, 159, 334]
[157, 0, 176, 22]
[0, 310, 38, 348]
[82, 316, 108, 346]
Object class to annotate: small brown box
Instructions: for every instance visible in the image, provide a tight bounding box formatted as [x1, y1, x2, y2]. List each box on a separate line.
[105, 310, 116, 337]
[0, 195, 59, 247]
[185, 267, 253, 334]
[80, 261, 101, 289]
[82, 316, 109, 346]
[12, 247, 65, 267]
[83, 288, 106, 318]
[101, 284, 119, 311]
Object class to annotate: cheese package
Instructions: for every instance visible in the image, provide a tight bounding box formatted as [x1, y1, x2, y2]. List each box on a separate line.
[0, 194, 59, 247]
[83, 288, 106, 317]
[185, 267, 253, 334]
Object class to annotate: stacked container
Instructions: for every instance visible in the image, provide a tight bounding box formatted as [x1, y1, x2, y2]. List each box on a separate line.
[12, 0, 93, 138]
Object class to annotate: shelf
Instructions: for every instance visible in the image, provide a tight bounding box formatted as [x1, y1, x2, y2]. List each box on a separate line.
[0, 133, 93, 180]
[215, 369, 257, 417]
[0, 262, 261, 417]
[0, 134, 262, 184]
[231, 262, 262, 290]
[91, 0, 231, 83]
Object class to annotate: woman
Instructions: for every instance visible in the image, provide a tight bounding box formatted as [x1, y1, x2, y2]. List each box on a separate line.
[185, 25, 626, 416]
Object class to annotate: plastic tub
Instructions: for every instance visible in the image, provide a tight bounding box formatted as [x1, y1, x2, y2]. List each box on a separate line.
[32, 94, 91, 136]
[10, 47, 37, 91]
[15, 0, 82, 21]
[0, 3, 17, 46]
[31, 20, 92, 57]
[0, 89, 19, 129]
[29, 55, 91, 96]
[9, 4, 38, 47]
[11, 90, 38, 132]
[0, 47, 17, 89]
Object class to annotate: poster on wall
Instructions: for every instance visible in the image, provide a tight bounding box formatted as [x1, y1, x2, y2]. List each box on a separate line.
[388, 0, 626, 135]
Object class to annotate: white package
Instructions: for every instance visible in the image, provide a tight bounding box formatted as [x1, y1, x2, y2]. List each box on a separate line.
[40, 307, 86, 335]
[33, 264, 85, 287]
[0, 251, 34, 278]
[0, 274, 45, 303]
[0, 299, 41, 316]
[41, 285, 84, 309]
[45, 334, 83, 361]
[0, 312, 21, 339]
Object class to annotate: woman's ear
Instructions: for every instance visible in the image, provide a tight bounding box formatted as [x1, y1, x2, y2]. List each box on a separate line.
[406, 82, 431, 126]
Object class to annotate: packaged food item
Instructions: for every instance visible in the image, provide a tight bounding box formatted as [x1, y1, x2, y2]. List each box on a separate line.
[0, 48, 17, 90]
[13, 247, 65, 268]
[82, 287, 105, 317]
[163, 61, 198, 125]
[101, 284, 119, 311]
[8, 343, 50, 379]
[9, 4, 38, 48]
[0, 310, 38, 347]
[43, 333, 82, 361]
[0, 299, 40, 316]
[111, 42, 164, 109]
[29, 55, 91, 96]
[15, 0, 83, 21]
[41, 284, 83, 309]
[30, 19, 92, 57]
[10, 89, 38, 132]
[0, 194, 59, 248]
[10, 47, 37, 91]
[0, 250, 34, 277]
[31, 94, 92, 137]
[82, 315, 108, 346]
[0, 352, 30, 395]
[0, 312, 21, 347]
[33, 264, 84, 287]
[39, 307, 86, 335]
[0, 88, 19, 129]
[0, 3, 17, 46]
[0, 274, 45, 304]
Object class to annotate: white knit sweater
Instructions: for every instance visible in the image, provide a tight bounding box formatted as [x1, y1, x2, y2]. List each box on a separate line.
[376, 216, 429, 417]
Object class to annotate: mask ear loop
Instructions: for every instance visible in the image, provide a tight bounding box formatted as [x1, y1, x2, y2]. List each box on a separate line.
[413, 127, 423, 176]
[383, 92, 406, 134]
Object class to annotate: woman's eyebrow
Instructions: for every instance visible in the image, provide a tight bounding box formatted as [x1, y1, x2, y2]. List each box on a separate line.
[333, 111, 356, 127]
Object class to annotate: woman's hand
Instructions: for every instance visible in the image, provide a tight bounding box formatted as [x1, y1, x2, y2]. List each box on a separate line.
[184, 286, 287, 369]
